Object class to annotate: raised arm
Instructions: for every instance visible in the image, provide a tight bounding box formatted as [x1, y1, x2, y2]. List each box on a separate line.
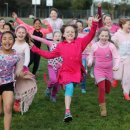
[97, 3, 103, 28]
[40, 20, 53, 35]
[12, 12, 33, 31]
[30, 34, 52, 47]
[81, 15, 99, 51]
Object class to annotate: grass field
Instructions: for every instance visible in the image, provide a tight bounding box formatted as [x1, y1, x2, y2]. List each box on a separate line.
[1, 50, 130, 130]
[1, 18, 130, 130]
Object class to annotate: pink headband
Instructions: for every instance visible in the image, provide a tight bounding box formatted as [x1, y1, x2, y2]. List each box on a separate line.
[15, 24, 28, 33]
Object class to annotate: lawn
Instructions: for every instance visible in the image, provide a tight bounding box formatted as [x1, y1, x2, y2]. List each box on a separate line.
[1, 18, 130, 130]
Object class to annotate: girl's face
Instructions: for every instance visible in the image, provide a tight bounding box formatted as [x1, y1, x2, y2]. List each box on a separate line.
[33, 20, 42, 30]
[76, 22, 83, 33]
[122, 21, 130, 33]
[16, 27, 27, 41]
[99, 31, 109, 43]
[53, 32, 61, 42]
[50, 10, 58, 20]
[63, 26, 75, 42]
[4, 25, 10, 32]
[0, 19, 5, 29]
[87, 17, 93, 27]
[1, 33, 14, 51]
[104, 16, 112, 26]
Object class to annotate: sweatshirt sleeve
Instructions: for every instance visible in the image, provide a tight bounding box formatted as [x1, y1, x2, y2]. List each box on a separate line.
[24, 44, 30, 67]
[109, 43, 120, 69]
[31, 35, 52, 47]
[87, 44, 97, 66]
[98, 6, 103, 28]
[16, 18, 33, 32]
[81, 21, 98, 51]
[31, 44, 60, 59]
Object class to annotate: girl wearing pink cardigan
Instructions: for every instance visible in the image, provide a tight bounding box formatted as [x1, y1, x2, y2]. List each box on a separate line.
[88, 27, 119, 117]
[29, 16, 99, 122]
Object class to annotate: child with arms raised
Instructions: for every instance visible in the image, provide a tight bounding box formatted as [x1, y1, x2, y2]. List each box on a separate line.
[30, 31, 62, 102]
[29, 15, 99, 122]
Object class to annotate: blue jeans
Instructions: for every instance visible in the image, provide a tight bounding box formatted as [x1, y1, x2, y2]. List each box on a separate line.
[81, 58, 87, 90]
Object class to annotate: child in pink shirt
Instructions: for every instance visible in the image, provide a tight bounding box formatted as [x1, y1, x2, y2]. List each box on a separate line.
[29, 16, 100, 122]
[88, 27, 119, 117]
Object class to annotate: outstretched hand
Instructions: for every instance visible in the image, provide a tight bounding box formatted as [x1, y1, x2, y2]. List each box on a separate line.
[93, 14, 101, 22]
[12, 12, 18, 19]
[97, 2, 102, 7]
[42, 20, 49, 26]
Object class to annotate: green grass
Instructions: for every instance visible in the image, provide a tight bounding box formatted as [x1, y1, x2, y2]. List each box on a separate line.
[1, 56, 130, 130]
[1, 19, 130, 130]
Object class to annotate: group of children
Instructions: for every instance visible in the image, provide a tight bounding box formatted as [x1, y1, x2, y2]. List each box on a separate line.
[0, 3, 130, 130]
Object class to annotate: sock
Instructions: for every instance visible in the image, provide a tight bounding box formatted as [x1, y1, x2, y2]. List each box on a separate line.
[65, 109, 70, 114]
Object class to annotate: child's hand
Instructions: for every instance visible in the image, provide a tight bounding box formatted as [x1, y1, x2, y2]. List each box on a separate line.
[97, 2, 102, 7]
[29, 42, 34, 48]
[93, 14, 101, 22]
[12, 12, 18, 19]
[42, 20, 49, 26]
[113, 66, 118, 71]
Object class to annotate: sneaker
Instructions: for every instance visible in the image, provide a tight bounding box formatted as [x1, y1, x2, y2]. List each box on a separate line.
[50, 96, 56, 102]
[81, 89, 86, 94]
[63, 113, 72, 123]
[45, 88, 51, 97]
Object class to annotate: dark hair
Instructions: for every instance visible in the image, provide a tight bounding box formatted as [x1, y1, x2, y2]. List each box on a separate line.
[76, 20, 84, 27]
[1, 31, 15, 42]
[4, 23, 15, 32]
[50, 8, 58, 14]
[60, 24, 78, 40]
[33, 18, 42, 24]
[119, 17, 130, 28]
[103, 14, 111, 21]
[8, 20, 14, 23]
[96, 27, 113, 43]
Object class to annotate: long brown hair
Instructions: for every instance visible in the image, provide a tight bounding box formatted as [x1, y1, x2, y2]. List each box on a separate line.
[96, 27, 113, 43]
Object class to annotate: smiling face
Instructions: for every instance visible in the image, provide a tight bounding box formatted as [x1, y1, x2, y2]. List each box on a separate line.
[87, 16, 93, 27]
[104, 16, 112, 26]
[50, 10, 58, 20]
[4, 24, 11, 32]
[99, 31, 109, 43]
[33, 20, 42, 30]
[53, 32, 61, 42]
[63, 26, 76, 42]
[76, 22, 83, 33]
[0, 19, 6, 29]
[15, 27, 27, 42]
[1, 32, 14, 51]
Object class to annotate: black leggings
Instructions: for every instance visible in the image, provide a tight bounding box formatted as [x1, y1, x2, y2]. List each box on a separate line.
[29, 50, 41, 75]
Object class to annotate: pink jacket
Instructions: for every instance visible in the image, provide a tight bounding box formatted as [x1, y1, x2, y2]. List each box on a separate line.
[31, 21, 98, 85]
[15, 18, 52, 36]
